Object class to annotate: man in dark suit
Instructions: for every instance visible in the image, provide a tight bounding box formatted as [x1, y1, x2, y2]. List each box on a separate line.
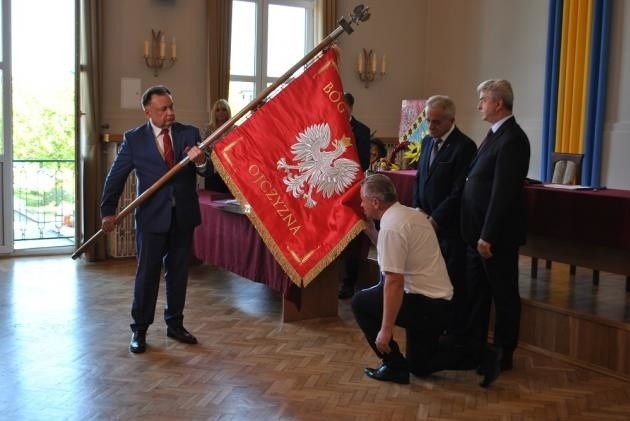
[344, 92, 371, 171]
[412, 95, 477, 336]
[101, 85, 210, 353]
[339, 92, 372, 299]
[460, 79, 531, 376]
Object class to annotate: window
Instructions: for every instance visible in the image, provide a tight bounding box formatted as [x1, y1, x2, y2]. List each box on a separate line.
[229, 0, 314, 113]
[7, 0, 76, 250]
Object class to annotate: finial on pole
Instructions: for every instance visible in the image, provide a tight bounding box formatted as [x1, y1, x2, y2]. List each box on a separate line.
[339, 4, 370, 34]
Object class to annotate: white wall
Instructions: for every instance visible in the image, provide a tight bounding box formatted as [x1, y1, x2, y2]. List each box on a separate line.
[603, 0, 630, 188]
[420, 0, 547, 180]
[99, 0, 629, 186]
[336, 0, 547, 178]
[335, 0, 630, 186]
[335, 0, 426, 138]
[101, 0, 208, 134]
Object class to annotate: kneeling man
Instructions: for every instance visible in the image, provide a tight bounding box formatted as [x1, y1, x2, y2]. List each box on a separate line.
[352, 174, 453, 384]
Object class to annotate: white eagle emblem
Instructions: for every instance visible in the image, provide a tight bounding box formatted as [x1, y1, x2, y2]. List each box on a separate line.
[277, 123, 360, 208]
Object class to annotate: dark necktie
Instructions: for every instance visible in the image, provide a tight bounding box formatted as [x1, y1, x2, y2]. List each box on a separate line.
[478, 128, 494, 152]
[429, 138, 442, 166]
[161, 128, 175, 168]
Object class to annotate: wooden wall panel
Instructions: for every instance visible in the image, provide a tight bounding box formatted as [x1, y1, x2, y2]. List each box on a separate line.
[520, 299, 630, 380]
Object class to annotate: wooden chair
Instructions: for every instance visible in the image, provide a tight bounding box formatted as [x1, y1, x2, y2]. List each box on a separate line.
[550, 152, 583, 185]
[530, 153, 602, 284]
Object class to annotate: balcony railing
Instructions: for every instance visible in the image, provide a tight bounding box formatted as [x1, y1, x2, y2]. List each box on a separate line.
[13, 159, 75, 247]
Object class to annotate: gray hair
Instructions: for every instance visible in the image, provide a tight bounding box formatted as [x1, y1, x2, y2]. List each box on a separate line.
[361, 174, 397, 204]
[426, 95, 456, 120]
[477, 79, 514, 111]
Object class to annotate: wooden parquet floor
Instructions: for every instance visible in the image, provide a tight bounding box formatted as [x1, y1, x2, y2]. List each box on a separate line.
[0, 255, 629, 420]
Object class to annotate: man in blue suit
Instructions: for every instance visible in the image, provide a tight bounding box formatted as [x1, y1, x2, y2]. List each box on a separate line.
[413, 95, 477, 339]
[101, 85, 210, 353]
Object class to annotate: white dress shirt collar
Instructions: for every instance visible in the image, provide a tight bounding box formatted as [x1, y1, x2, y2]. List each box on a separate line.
[491, 114, 513, 134]
[440, 124, 456, 142]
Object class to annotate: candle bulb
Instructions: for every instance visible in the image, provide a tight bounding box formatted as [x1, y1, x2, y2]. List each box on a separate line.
[370, 51, 377, 73]
[159, 34, 166, 59]
[171, 37, 177, 59]
[143, 40, 149, 58]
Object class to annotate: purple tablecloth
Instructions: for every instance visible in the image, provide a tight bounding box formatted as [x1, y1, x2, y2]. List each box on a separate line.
[192, 190, 300, 304]
[382, 170, 416, 206]
[382, 170, 630, 251]
[524, 184, 630, 251]
[381, 170, 630, 275]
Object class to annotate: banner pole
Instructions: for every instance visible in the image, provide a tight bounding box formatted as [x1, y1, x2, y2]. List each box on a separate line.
[72, 4, 370, 260]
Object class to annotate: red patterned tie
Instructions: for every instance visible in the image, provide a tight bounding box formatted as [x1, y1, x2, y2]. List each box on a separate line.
[161, 128, 174, 168]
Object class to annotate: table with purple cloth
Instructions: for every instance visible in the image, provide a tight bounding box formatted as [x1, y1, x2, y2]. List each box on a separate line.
[381, 170, 630, 289]
[381, 170, 416, 206]
[192, 190, 339, 321]
[521, 184, 630, 289]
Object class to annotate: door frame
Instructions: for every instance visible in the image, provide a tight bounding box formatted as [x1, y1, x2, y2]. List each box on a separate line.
[0, 0, 13, 254]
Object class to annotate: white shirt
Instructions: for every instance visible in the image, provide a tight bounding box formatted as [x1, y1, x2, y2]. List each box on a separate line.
[491, 114, 513, 134]
[150, 120, 170, 160]
[377, 202, 453, 299]
[149, 120, 207, 170]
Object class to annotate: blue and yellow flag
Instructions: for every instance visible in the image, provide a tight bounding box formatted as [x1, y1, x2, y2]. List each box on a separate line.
[542, 0, 611, 185]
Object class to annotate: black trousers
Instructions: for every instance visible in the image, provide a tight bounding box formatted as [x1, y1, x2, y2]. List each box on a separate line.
[463, 244, 521, 356]
[131, 208, 194, 332]
[341, 232, 370, 288]
[351, 281, 450, 375]
[437, 235, 467, 333]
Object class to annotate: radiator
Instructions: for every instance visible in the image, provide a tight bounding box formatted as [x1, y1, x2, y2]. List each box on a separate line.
[105, 143, 137, 258]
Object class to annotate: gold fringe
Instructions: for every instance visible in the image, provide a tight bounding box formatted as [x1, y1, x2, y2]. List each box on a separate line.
[301, 219, 366, 287]
[210, 152, 366, 288]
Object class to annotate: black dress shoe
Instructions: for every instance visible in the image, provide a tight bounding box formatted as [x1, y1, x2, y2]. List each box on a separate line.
[130, 331, 146, 354]
[501, 355, 514, 371]
[364, 364, 410, 384]
[479, 345, 502, 388]
[167, 326, 198, 344]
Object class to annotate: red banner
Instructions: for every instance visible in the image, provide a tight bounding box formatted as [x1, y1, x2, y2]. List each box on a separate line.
[212, 49, 365, 287]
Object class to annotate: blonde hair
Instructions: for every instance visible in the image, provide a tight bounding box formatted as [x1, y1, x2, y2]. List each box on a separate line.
[209, 99, 232, 130]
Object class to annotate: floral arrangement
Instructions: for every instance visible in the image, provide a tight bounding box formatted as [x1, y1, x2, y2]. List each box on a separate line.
[384, 141, 410, 170]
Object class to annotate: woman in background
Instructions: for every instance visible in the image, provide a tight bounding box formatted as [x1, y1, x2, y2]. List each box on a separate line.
[202, 99, 232, 193]
[203, 99, 231, 139]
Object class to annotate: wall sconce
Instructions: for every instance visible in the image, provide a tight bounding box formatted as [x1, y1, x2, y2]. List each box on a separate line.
[357, 48, 386, 88]
[143, 29, 177, 77]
